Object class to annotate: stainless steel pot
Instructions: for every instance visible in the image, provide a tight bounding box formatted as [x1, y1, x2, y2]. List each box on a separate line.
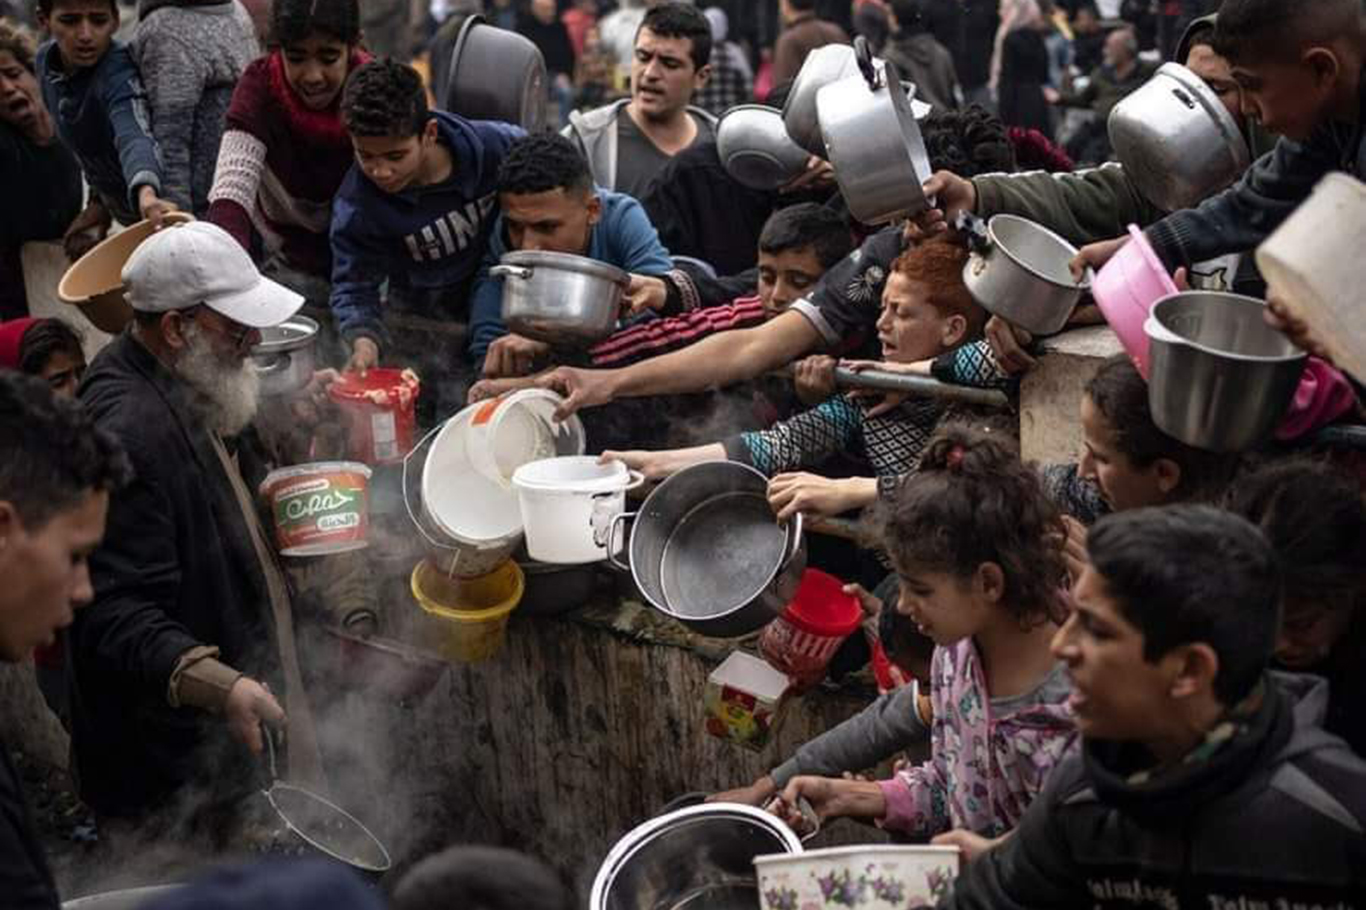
[960, 213, 1092, 336]
[783, 43, 864, 157]
[717, 104, 811, 191]
[250, 315, 318, 397]
[1146, 291, 1307, 452]
[816, 38, 933, 225]
[590, 802, 803, 910]
[609, 462, 806, 639]
[1108, 63, 1251, 212]
[443, 14, 547, 131]
[491, 250, 629, 345]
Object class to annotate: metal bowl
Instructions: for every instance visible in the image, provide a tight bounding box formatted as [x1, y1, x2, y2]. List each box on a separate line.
[717, 105, 811, 191]
[1108, 63, 1251, 212]
[1146, 291, 1307, 452]
[590, 803, 803, 910]
[443, 14, 547, 131]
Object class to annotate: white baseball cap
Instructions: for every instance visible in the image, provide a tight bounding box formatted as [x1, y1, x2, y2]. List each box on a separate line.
[122, 221, 304, 329]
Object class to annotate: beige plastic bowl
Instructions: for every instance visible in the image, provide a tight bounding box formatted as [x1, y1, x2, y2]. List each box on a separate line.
[57, 213, 193, 333]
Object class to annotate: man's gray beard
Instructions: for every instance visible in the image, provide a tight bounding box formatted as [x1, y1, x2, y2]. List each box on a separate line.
[176, 324, 261, 437]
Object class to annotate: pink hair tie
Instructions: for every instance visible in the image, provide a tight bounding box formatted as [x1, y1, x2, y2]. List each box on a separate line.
[945, 445, 967, 470]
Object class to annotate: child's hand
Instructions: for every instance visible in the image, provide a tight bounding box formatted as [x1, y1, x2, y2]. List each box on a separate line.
[708, 775, 777, 807]
[62, 200, 112, 262]
[1265, 292, 1328, 360]
[985, 316, 1036, 374]
[902, 171, 977, 245]
[621, 274, 668, 316]
[767, 473, 875, 521]
[137, 187, 179, 227]
[346, 338, 379, 376]
[931, 829, 1008, 864]
[844, 582, 883, 639]
[793, 354, 838, 405]
[484, 333, 550, 378]
[1070, 234, 1126, 281]
[600, 449, 669, 481]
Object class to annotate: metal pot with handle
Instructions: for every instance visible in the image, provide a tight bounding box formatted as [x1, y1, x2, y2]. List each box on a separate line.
[250, 315, 319, 397]
[441, 14, 546, 131]
[491, 250, 629, 345]
[815, 37, 933, 225]
[959, 212, 1092, 336]
[608, 461, 805, 639]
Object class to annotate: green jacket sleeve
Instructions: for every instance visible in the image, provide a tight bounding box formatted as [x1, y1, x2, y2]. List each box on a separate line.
[971, 163, 1166, 247]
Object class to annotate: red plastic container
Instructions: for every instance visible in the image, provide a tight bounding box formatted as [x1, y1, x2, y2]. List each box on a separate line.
[327, 369, 420, 465]
[759, 569, 863, 690]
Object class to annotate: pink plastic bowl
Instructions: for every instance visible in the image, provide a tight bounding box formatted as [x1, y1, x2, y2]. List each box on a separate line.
[1093, 225, 1179, 379]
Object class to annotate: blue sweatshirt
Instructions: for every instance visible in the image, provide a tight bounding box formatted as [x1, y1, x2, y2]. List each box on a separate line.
[467, 188, 673, 363]
[328, 111, 524, 351]
[37, 39, 163, 225]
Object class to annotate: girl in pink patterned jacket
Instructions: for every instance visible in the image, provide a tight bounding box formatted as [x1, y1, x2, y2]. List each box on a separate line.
[771, 423, 1077, 859]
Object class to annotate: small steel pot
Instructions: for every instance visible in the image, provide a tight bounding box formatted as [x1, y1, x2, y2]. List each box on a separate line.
[717, 104, 811, 191]
[815, 38, 932, 225]
[441, 14, 546, 131]
[492, 250, 629, 345]
[1109, 63, 1251, 213]
[1146, 291, 1307, 452]
[960, 213, 1091, 336]
[251, 315, 319, 397]
[782, 43, 864, 157]
[608, 462, 806, 639]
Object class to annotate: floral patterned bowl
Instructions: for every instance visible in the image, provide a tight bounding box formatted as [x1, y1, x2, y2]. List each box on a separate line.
[753, 844, 960, 910]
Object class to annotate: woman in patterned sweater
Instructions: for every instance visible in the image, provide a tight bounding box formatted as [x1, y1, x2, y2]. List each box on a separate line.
[605, 240, 989, 520]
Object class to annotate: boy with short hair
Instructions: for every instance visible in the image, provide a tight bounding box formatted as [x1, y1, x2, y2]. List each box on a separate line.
[945, 504, 1366, 908]
[35, 0, 175, 229]
[328, 59, 523, 378]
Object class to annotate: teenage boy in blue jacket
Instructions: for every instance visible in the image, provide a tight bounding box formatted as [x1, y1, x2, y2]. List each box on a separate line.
[35, 0, 175, 230]
[329, 59, 523, 384]
[469, 133, 674, 378]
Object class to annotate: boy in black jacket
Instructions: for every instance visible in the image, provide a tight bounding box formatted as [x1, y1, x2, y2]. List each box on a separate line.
[942, 505, 1366, 909]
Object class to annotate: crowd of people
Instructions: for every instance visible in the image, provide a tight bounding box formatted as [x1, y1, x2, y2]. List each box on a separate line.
[2, 0, 1366, 907]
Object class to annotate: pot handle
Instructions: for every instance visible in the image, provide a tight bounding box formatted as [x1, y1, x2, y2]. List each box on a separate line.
[253, 352, 292, 376]
[780, 512, 804, 568]
[490, 265, 533, 281]
[606, 510, 636, 572]
[955, 210, 991, 254]
[853, 35, 878, 91]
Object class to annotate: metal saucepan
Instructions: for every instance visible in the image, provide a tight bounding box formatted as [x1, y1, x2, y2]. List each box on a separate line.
[609, 461, 805, 639]
[717, 104, 811, 191]
[1108, 63, 1251, 213]
[816, 37, 933, 225]
[441, 14, 546, 131]
[590, 802, 804, 910]
[491, 250, 630, 345]
[782, 43, 865, 157]
[250, 315, 319, 397]
[1145, 291, 1307, 452]
[959, 212, 1092, 336]
[258, 726, 392, 876]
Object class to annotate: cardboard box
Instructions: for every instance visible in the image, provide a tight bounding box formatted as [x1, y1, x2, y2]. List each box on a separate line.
[704, 651, 791, 752]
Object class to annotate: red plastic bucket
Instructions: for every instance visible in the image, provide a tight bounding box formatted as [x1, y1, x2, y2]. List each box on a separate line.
[328, 369, 420, 465]
[260, 462, 372, 557]
[759, 569, 862, 689]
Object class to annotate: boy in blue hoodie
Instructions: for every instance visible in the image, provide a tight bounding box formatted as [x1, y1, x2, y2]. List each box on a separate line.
[469, 132, 674, 377]
[329, 59, 523, 381]
[35, 0, 175, 232]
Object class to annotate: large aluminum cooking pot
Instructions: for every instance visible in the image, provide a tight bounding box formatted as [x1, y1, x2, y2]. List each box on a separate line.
[1146, 291, 1307, 452]
[783, 43, 864, 157]
[491, 250, 629, 345]
[816, 38, 932, 225]
[250, 314, 318, 397]
[1109, 63, 1251, 213]
[590, 802, 803, 910]
[717, 104, 811, 190]
[609, 461, 806, 639]
[442, 14, 546, 131]
[960, 212, 1092, 336]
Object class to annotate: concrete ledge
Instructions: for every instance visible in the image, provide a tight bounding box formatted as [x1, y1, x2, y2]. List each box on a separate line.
[1020, 325, 1124, 465]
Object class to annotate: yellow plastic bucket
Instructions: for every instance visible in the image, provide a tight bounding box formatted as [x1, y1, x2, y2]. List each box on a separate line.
[410, 558, 524, 663]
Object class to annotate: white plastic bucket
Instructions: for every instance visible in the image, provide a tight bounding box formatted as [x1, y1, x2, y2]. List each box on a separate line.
[511, 457, 642, 564]
[464, 389, 585, 488]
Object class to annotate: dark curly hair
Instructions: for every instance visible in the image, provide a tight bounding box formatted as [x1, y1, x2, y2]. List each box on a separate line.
[0, 372, 130, 529]
[342, 59, 428, 138]
[19, 318, 83, 377]
[873, 423, 1067, 628]
[497, 133, 593, 196]
[757, 203, 853, 271]
[637, 3, 713, 70]
[270, 0, 361, 47]
[921, 105, 1017, 179]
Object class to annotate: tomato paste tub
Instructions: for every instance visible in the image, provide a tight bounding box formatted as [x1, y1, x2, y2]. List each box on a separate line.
[260, 462, 373, 557]
[759, 569, 863, 690]
[328, 369, 420, 465]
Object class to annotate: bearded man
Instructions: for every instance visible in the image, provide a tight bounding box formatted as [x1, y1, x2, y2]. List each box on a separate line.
[71, 221, 310, 829]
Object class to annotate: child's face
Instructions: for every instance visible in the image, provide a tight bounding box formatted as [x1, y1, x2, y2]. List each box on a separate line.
[351, 121, 434, 195]
[38, 349, 86, 399]
[757, 246, 824, 318]
[39, 0, 117, 72]
[1078, 393, 1174, 512]
[281, 36, 351, 111]
[0, 51, 44, 135]
[1230, 52, 1340, 143]
[874, 272, 965, 365]
[1275, 599, 1356, 670]
[895, 567, 991, 647]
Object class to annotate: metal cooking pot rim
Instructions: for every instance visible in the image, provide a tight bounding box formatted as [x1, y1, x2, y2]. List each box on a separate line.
[985, 215, 1089, 289]
[589, 802, 802, 910]
[500, 249, 630, 286]
[265, 782, 393, 873]
[1152, 63, 1251, 171]
[1149, 292, 1307, 364]
[250, 315, 319, 355]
